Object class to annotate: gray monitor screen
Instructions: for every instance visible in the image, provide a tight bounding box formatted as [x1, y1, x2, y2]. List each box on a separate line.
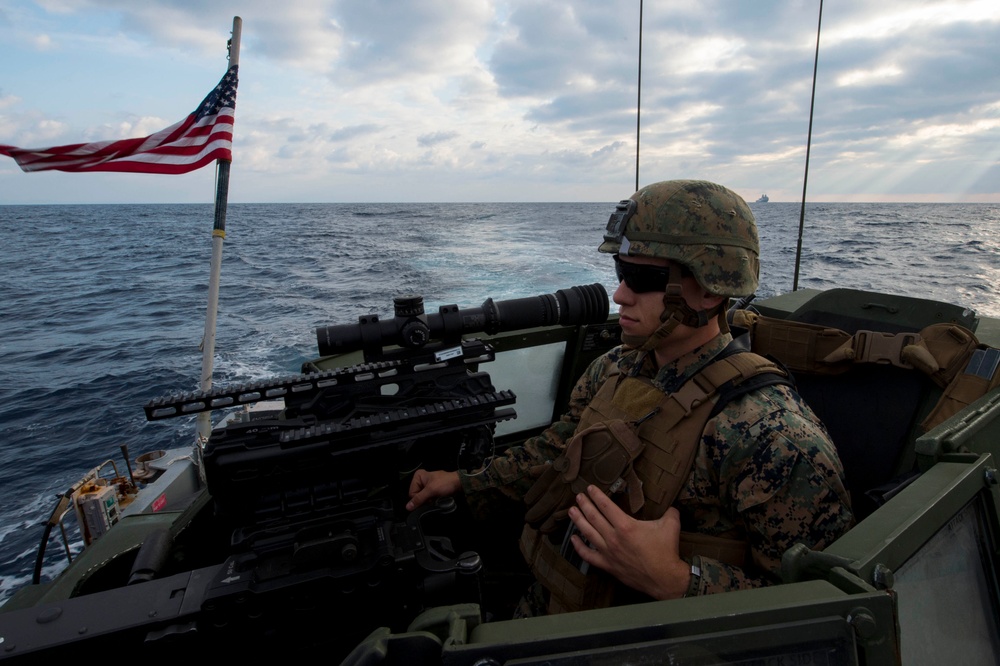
[894, 496, 1000, 665]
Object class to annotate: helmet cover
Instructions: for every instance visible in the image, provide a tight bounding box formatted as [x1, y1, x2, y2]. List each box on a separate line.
[599, 180, 759, 298]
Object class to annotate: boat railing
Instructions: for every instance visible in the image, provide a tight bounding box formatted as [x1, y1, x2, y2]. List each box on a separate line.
[33, 457, 136, 582]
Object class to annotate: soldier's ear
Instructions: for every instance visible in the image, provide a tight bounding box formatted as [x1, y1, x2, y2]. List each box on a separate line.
[698, 292, 726, 310]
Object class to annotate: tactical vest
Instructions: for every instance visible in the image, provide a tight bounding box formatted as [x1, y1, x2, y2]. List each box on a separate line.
[519, 342, 789, 614]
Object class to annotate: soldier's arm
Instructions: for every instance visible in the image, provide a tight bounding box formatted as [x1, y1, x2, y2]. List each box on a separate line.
[693, 386, 854, 594]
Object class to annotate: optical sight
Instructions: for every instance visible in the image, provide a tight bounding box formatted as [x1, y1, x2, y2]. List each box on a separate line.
[316, 283, 609, 359]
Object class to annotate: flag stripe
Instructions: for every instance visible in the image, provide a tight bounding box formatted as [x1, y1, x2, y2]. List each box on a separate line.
[11, 113, 236, 171]
[0, 66, 237, 175]
[3, 111, 233, 170]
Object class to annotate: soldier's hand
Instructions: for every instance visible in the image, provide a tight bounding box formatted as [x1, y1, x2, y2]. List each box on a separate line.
[568, 484, 691, 600]
[406, 469, 461, 511]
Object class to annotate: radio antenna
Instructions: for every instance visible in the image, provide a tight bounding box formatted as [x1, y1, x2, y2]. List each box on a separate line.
[635, 0, 643, 192]
[793, 0, 824, 291]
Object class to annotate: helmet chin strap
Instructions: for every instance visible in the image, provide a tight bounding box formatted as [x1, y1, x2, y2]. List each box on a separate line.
[620, 265, 727, 352]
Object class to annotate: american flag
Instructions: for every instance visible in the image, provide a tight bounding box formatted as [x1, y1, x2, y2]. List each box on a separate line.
[0, 65, 238, 174]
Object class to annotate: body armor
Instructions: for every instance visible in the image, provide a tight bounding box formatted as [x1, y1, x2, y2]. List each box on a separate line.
[520, 344, 788, 614]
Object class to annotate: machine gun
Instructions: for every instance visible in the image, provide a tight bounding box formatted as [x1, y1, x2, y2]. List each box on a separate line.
[140, 284, 609, 646]
[146, 284, 608, 519]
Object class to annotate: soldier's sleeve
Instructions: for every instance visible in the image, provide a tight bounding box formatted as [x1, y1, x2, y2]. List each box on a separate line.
[692, 384, 855, 595]
[459, 348, 622, 501]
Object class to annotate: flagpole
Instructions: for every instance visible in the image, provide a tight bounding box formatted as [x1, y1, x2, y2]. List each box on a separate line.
[197, 16, 242, 444]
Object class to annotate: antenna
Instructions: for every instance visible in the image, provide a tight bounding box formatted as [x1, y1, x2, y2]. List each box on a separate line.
[635, 0, 643, 192]
[793, 0, 823, 291]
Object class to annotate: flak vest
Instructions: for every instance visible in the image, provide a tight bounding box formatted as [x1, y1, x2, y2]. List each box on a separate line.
[519, 344, 789, 614]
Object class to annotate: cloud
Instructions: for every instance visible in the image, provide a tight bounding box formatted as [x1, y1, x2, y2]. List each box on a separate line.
[490, 1, 637, 98]
[0, 91, 22, 110]
[417, 131, 459, 147]
[329, 124, 383, 142]
[32, 33, 54, 50]
[330, 0, 492, 84]
[1, 0, 999, 203]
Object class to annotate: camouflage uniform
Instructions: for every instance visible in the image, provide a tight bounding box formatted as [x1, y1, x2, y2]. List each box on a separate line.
[466, 180, 853, 607]
[462, 332, 853, 597]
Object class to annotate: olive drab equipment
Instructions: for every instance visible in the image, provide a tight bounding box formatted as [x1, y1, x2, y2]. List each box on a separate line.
[520, 340, 790, 614]
[731, 310, 1000, 434]
[733, 306, 1000, 520]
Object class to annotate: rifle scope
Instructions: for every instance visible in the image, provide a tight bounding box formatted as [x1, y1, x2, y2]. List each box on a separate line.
[316, 283, 609, 357]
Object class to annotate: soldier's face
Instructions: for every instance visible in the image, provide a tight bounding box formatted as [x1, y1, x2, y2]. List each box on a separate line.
[613, 255, 689, 339]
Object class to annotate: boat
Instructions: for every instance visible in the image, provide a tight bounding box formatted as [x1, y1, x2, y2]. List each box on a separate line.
[755, 193, 769, 203]
[4, 11, 1000, 666]
[1, 276, 999, 663]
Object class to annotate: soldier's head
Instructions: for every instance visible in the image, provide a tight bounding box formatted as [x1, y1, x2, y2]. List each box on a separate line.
[599, 180, 759, 350]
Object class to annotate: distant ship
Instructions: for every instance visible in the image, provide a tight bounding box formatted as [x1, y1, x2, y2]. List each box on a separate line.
[755, 193, 769, 203]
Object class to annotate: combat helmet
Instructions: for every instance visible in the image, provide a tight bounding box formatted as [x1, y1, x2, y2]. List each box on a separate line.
[599, 179, 759, 297]
[600, 180, 760, 350]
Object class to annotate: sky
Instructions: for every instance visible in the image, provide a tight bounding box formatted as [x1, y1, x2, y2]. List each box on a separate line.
[0, 0, 998, 204]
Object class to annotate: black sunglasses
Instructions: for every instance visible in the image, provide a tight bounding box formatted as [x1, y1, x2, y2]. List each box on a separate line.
[613, 255, 673, 293]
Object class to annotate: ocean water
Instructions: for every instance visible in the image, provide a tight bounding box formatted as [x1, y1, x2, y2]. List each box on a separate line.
[0, 201, 998, 605]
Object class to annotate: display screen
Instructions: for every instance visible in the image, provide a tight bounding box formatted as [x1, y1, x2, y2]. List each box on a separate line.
[894, 496, 1000, 664]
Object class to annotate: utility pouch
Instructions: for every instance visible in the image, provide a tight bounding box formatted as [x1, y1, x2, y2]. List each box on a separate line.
[518, 523, 617, 614]
[902, 323, 980, 386]
[524, 419, 647, 534]
[921, 346, 1000, 432]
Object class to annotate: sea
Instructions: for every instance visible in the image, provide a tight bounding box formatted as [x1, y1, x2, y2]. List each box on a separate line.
[1, 201, 998, 606]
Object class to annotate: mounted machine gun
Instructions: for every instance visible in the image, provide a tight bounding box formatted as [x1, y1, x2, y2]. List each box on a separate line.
[137, 283, 609, 652]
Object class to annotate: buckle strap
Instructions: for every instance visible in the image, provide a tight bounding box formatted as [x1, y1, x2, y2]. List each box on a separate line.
[745, 314, 925, 373]
[834, 330, 920, 368]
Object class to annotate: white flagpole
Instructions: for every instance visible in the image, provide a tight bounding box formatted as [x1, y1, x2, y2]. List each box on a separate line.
[197, 16, 242, 444]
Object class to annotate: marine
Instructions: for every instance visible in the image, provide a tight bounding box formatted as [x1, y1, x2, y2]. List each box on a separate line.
[408, 179, 854, 613]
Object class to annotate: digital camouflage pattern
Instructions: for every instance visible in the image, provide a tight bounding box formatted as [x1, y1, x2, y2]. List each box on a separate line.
[599, 180, 760, 298]
[461, 333, 854, 601]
